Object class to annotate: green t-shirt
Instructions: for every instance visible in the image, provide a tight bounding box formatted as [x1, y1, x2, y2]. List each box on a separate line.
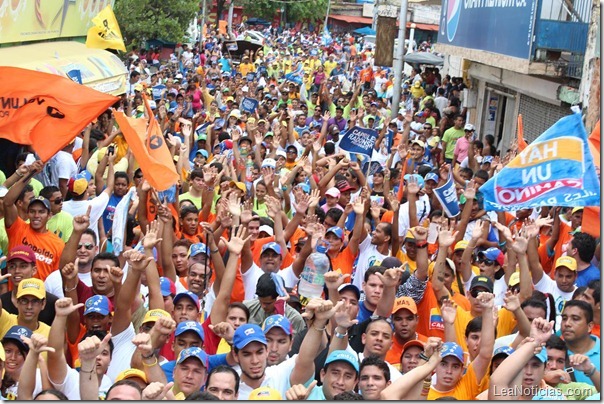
[178, 192, 202, 210]
[555, 382, 596, 400]
[47, 210, 74, 243]
[442, 126, 465, 160]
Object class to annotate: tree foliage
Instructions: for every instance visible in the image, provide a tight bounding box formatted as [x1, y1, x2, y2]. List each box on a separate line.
[114, 0, 199, 45]
[240, 0, 329, 23]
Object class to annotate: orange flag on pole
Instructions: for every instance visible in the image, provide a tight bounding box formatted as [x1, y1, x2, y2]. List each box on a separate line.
[113, 108, 178, 191]
[517, 114, 528, 152]
[0, 67, 118, 161]
[588, 120, 600, 169]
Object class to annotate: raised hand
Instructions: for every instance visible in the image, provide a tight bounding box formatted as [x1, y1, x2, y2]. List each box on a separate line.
[20, 333, 55, 355]
[407, 175, 420, 195]
[142, 382, 174, 401]
[142, 220, 163, 250]
[437, 222, 459, 248]
[410, 224, 429, 242]
[387, 193, 400, 212]
[423, 336, 443, 359]
[261, 166, 275, 185]
[209, 322, 235, 344]
[124, 249, 154, 273]
[397, 143, 408, 159]
[55, 297, 84, 317]
[78, 333, 112, 363]
[476, 291, 495, 310]
[73, 205, 92, 233]
[375, 266, 404, 289]
[471, 219, 487, 241]
[511, 227, 529, 254]
[352, 194, 366, 215]
[463, 179, 478, 200]
[530, 317, 554, 345]
[369, 200, 381, 219]
[227, 226, 252, 255]
[569, 354, 596, 373]
[503, 290, 520, 312]
[108, 266, 124, 284]
[61, 260, 79, 282]
[227, 191, 242, 217]
[151, 317, 177, 339]
[323, 270, 350, 291]
[132, 332, 154, 358]
[285, 380, 318, 401]
[440, 299, 457, 325]
[492, 221, 514, 244]
[296, 192, 311, 215]
[308, 189, 321, 208]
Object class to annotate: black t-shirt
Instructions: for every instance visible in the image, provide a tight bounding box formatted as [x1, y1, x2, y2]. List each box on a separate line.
[0, 291, 58, 327]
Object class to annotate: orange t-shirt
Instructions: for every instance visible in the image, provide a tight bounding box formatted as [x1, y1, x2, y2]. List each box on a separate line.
[6, 217, 65, 281]
[288, 228, 307, 256]
[385, 332, 428, 371]
[550, 221, 573, 279]
[328, 245, 358, 277]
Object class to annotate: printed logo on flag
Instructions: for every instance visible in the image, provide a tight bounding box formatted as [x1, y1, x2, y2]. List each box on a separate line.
[429, 308, 444, 331]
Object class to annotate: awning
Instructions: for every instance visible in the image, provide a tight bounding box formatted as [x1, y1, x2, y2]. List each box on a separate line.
[329, 15, 373, 25]
[0, 41, 128, 96]
[408, 22, 439, 31]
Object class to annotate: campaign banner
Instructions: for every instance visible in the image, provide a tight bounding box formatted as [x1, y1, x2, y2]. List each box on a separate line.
[152, 84, 166, 100]
[339, 126, 378, 157]
[285, 63, 304, 85]
[241, 97, 259, 114]
[433, 172, 460, 217]
[386, 129, 394, 151]
[67, 69, 83, 84]
[480, 113, 600, 211]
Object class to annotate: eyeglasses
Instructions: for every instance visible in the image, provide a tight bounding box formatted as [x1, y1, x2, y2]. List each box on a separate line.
[78, 243, 95, 250]
[478, 258, 495, 266]
[52, 198, 63, 205]
[470, 288, 489, 298]
[17, 297, 44, 306]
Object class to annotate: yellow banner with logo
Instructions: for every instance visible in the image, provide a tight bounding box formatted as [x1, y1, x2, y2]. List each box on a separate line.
[86, 5, 126, 52]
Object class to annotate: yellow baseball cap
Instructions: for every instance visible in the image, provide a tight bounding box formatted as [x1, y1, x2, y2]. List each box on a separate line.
[508, 272, 520, 287]
[571, 207, 584, 215]
[555, 256, 577, 271]
[17, 279, 45, 300]
[142, 309, 171, 325]
[454, 240, 469, 251]
[115, 368, 148, 384]
[248, 387, 283, 400]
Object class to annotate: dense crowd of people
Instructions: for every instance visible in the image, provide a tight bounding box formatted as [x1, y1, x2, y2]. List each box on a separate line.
[0, 23, 599, 400]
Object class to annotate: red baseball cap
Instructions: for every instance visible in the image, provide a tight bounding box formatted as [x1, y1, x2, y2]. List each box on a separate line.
[7, 245, 36, 264]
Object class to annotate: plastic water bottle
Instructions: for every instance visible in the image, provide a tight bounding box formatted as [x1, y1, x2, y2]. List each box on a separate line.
[298, 244, 330, 303]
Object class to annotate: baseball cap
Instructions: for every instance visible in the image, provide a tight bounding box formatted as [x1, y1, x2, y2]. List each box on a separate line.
[262, 315, 292, 336]
[325, 187, 341, 198]
[258, 225, 274, 237]
[160, 277, 176, 297]
[482, 156, 494, 164]
[404, 229, 416, 242]
[261, 158, 276, 169]
[464, 123, 475, 131]
[508, 272, 520, 287]
[83, 295, 111, 316]
[337, 283, 361, 300]
[446, 258, 456, 274]
[7, 245, 36, 263]
[195, 149, 209, 158]
[196, 132, 208, 141]
[402, 339, 425, 352]
[176, 346, 208, 368]
[188, 243, 209, 258]
[441, 342, 464, 363]
[275, 150, 287, 158]
[555, 256, 577, 271]
[493, 346, 515, 359]
[403, 174, 425, 189]
[175, 321, 205, 341]
[478, 247, 505, 266]
[381, 257, 403, 269]
[534, 347, 548, 363]
[17, 278, 45, 300]
[411, 139, 426, 149]
[326, 226, 345, 240]
[324, 350, 360, 373]
[261, 242, 282, 256]
[2, 326, 32, 353]
[335, 180, 355, 193]
[571, 207, 584, 215]
[230, 181, 247, 193]
[142, 309, 171, 325]
[249, 387, 283, 400]
[454, 240, 469, 251]
[115, 368, 148, 383]
[424, 172, 439, 184]
[28, 197, 51, 212]
[173, 291, 200, 310]
[233, 324, 267, 349]
[392, 296, 418, 315]
[470, 276, 494, 293]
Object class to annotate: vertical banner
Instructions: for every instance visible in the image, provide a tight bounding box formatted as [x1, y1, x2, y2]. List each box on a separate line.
[374, 15, 397, 67]
[433, 172, 461, 217]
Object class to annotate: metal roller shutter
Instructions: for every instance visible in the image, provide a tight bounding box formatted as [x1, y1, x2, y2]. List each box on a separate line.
[517, 94, 570, 142]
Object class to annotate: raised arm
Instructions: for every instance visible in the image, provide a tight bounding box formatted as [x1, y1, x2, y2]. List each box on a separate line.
[47, 298, 84, 387]
[78, 333, 112, 400]
[374, 267, 404, 317]
[433, 224, 457, 299]
[472, 292, 496, 383]
[4, 161, 44, 228]
[17, 334, 56, 400]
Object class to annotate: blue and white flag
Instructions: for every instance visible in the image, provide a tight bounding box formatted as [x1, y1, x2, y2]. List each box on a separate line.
[284, 62, 304, 85]
[321, 26, 333, 46]
[241, 97, 259, 114]
[433, 172, 460, 218]
[152, 84, 167, 100]
[112, 187, 136, 256]
[339, 126, 378, 157]
[480, 112, 600, 211]
[67, 69, 82, 84]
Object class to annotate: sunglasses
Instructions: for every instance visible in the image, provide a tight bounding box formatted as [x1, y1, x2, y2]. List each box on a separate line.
[52, 198, 63, 205]
[478, 258, 495, 266]
[78, 243, 95, 251]
[470, 288, 489, 298]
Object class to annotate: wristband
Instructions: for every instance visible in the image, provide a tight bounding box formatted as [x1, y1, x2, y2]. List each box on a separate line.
[586, 365, 597, 377]
[143, 357, 158, 367]
[416, 241, 428, 249]
[142, 352, 155, 360]
[419, 352, 430, 362]
[335, 327, 348, 339]
[210, 249, 219, 254]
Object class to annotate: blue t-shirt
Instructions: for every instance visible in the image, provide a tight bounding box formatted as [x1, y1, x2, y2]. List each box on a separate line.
[356, 300, 374, 323]
[567, 335, 600, 386]
[102, 193, 123, 234]
[161, 353, 229, 383]
[576, 263, 600, 288]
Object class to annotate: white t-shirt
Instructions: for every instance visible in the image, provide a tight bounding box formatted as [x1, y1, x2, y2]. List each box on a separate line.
[534, 275, 575, 330]
[46, 151, 78, 187]
[45, 269, 92, 298]
[397, 194, 431, 237]
[241, 264, 299, 300]
[352, 235, 390, 290]
[237, 354, 299, 400]
[51, 366, 112, 400]
[106, 324, 137, 381]
[5, 368, 43, 400]
[62, 192, 110, 243]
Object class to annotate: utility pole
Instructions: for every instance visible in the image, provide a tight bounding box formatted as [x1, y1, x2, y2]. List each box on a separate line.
[227, 0, 234, 37]
[200, 0, 207, 42]
[324, 0, 331, 30]
[390, 0, 408, 118]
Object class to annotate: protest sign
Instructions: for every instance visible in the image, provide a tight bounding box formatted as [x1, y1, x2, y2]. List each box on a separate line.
[433, 172, 460, 217]
[480, 113, 600, 211]
[241, 97, 259, 114]
[339, 126, 379, 157]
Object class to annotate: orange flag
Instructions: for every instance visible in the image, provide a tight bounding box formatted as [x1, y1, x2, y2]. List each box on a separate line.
[517, 114, 528, 152]
[0, 67, 118, 161]
[218, 20, 227, 35]
[588, 120, 600, 169]
[113, 110, 179, 191]
[582, 207, 600, 239]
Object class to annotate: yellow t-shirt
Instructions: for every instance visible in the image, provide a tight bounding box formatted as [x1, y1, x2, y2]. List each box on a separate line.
[0, 309, 51, 339]
[428, 361, 481, 400]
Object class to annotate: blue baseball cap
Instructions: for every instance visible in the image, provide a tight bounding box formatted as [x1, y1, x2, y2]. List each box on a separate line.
[297, 183, 311, 193]
[324, 350, 360, 373]
[176, 346, 208, 368]
[159, 277, 176, 297]
[534, 347, 547, 363]
[2, 325, 32, 352]
[478, 247, 505, 266]
[326, 226, 345, 240]
[262, 315, 292, 336]
[173, 291, 200, 310]
[404, 173, 425, 189]
[175, 321, 204, 341]
[493, 346, 515, 358]
[482, 155, 494, 164]
[84, 295, 112, 316]
[233, 324, 267, 349]
[261, 242, 282, 256]
[424, 172, 439, 184]
[441, 342, 464, 363]
[189, 243, 209, 258]
[75, 170, 93, 182]
[195, 149, 209, 158]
